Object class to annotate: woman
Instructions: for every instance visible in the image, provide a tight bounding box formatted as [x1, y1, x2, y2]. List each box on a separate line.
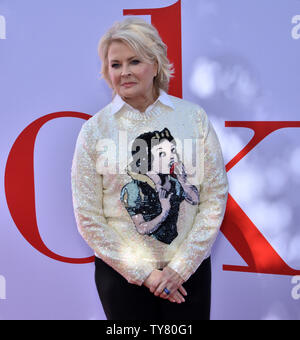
[71, 17, 228, 320]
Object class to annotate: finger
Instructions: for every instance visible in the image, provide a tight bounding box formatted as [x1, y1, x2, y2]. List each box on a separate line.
[174, 290, 185, 303]
[158, 285, 178, 299]
[168, 293, 179, 303]
[153, 282, 168, 296]
[155, 282, 177, 298]
[178, 285, 188, 297]
[168, 290, 185, 304]
[148, 278, 162, 293]
[149, 282, 161, 294]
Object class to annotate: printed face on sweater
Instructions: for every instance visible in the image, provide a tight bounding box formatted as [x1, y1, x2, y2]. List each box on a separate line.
[120, 128, 200, 245]
[150, 139, 179, 175]
[107, 41, 158, 111]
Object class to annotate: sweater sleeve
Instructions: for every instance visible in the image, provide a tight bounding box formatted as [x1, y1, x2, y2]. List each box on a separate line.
[167, 108, 229, 282]
[71, 120, 155, 286]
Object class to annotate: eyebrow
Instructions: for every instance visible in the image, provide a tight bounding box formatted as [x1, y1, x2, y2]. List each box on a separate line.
[109, 56, 139, 63]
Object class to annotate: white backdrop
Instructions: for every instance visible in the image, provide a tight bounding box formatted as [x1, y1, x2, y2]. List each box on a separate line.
[1, 0, 300, 319]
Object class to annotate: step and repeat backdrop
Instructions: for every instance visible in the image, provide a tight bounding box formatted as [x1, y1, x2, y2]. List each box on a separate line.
[1, 0, 300, 320]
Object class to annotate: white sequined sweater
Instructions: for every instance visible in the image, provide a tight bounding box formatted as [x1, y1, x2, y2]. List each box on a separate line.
[71, 90, 228, 286]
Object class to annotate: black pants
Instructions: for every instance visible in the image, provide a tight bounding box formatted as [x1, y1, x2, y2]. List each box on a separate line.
[94, 256, 211, 320]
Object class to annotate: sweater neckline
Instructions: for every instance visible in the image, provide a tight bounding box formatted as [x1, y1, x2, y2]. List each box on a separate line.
[117, 104, 165, 120]
[111, 89, 174, 120]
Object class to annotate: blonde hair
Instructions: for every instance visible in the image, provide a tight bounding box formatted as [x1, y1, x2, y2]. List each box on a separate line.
[98, 17, 174, 94]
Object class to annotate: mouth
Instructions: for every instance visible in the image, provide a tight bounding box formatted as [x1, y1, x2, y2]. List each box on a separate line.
[169, 160, 176, 174]
[121, 82, 137, 88]
[169, 160, 175, 168]
[169, 162, 176, 176]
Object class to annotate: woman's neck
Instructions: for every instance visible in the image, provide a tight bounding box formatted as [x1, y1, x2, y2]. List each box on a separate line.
[122, 87, 159, 113]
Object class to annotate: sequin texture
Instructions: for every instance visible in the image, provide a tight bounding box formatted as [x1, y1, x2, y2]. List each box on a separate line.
[71, 91, 228, 285]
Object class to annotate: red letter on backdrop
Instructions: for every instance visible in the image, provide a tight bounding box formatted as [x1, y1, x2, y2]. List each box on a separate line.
[5, 112, 93, 264]
[124, 0, 182, 98]
[221, 121, 300, 275]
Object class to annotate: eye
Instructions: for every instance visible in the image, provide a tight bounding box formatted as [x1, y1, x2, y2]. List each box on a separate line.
[171, 147, 176, 153]
[159, 151, 166, 157]
[111, 63, 120, 69]
[130, 59, 140, 65]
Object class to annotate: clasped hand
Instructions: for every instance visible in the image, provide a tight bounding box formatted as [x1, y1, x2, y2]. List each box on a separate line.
[143, 266, 187, 303]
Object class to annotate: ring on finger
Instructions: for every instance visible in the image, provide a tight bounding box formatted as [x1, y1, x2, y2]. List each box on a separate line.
[164, 288, 170, 295]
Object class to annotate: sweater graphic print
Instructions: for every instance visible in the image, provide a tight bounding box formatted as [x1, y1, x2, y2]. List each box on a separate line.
[120, 128, 200, 245]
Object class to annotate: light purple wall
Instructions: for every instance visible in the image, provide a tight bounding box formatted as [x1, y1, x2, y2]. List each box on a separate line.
[0, 0, 300, 319]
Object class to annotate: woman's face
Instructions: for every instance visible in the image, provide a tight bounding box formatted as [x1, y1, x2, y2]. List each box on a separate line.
[150, 140, 178, 174]
[107, 41, 158, 104]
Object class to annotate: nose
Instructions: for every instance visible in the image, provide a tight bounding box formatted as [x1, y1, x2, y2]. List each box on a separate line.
[121, 64, 132, 77]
